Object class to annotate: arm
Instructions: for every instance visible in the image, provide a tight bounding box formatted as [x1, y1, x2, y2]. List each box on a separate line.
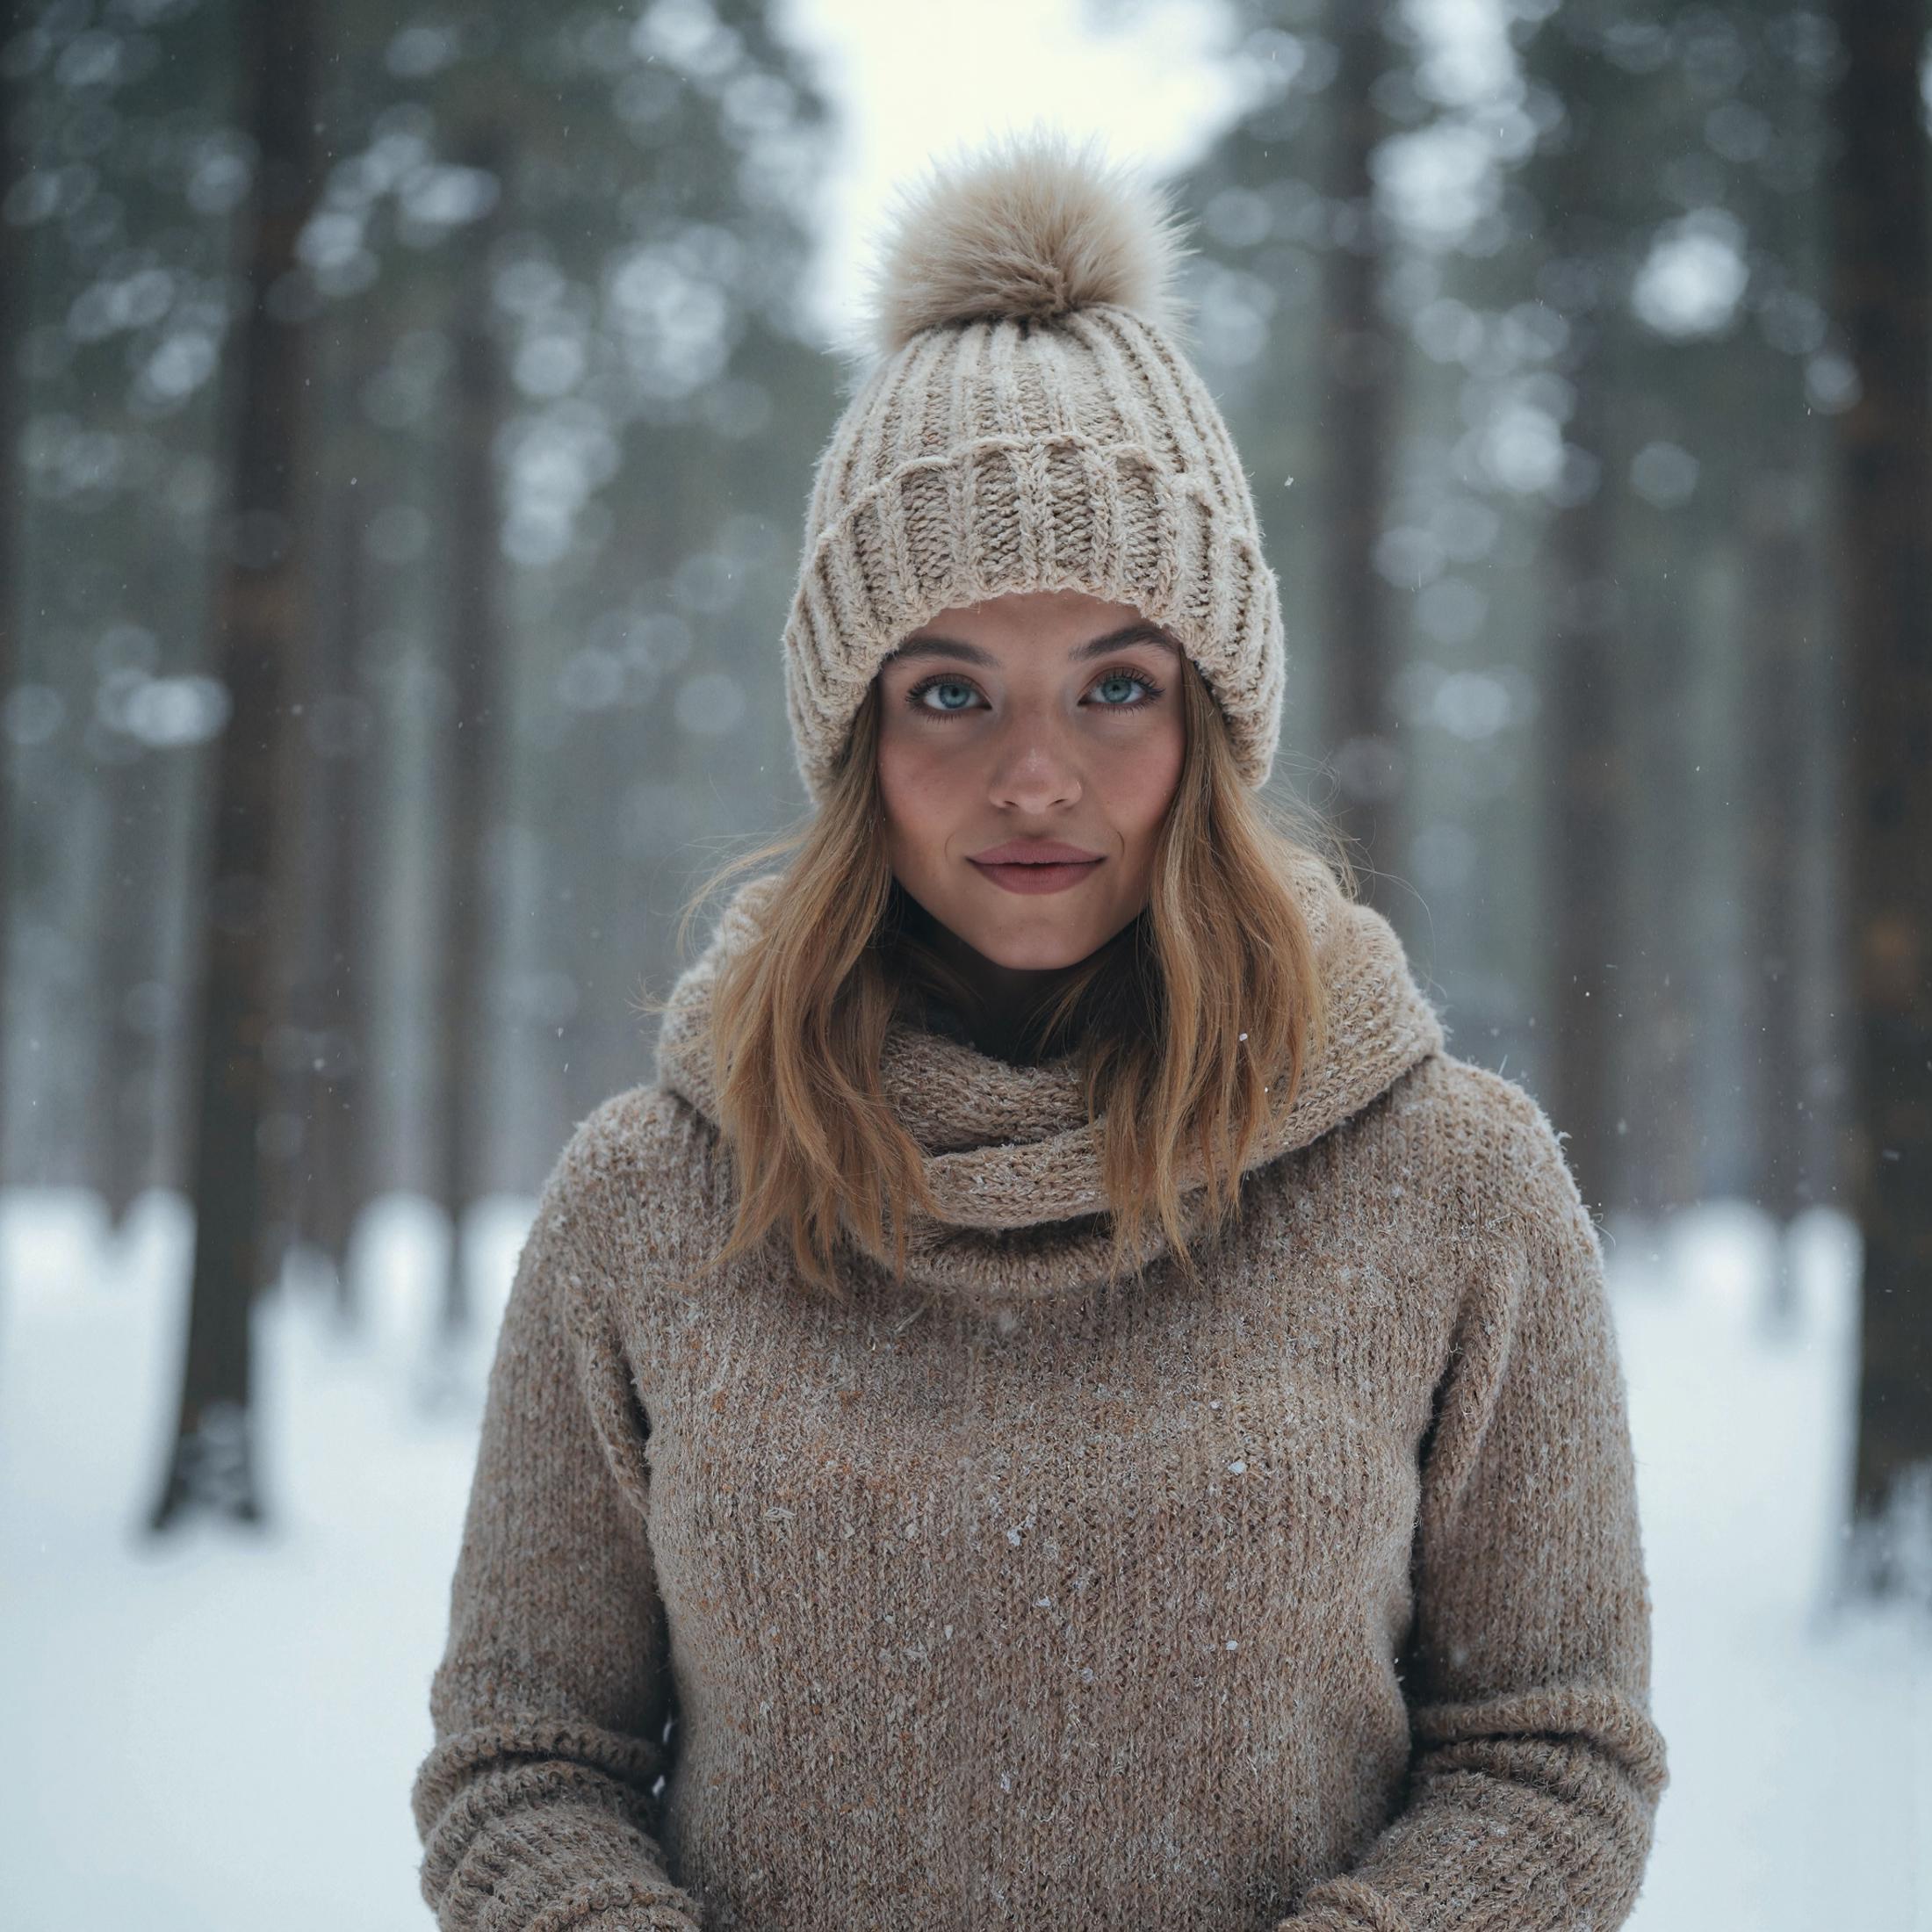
[410, 1112, 705, 1932]
[1278, 1079, 1669, 1932]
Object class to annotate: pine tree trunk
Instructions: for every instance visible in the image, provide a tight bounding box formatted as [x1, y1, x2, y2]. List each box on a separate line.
[1829, 0, 1932, 1597]
[309, 335, 378, 1323]
[1318, 0, 1399, 902]
[431, 119, 509, 1360]
[1741, 470, 1811, 1235]
[0, 15, 21, 1201]
[284, 298, 378, 1322]
[1529, 38, 1628, 1222]
[149, 0, 319, 1533]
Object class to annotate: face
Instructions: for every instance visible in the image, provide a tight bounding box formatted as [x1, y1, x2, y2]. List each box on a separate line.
[875, 588, 1187, 979]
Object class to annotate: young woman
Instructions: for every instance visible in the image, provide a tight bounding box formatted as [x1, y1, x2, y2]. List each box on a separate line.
[411, 130, 1668, 1932]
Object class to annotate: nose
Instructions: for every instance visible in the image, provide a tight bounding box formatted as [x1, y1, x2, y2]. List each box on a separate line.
[988, 711, 1082, 813]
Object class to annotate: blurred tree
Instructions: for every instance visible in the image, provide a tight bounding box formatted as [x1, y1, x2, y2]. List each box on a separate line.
[283, 285, 383, 1325]
[0, 19, 18, 1216]
[97, 508, 180, 1226]
[1318, 0, 1402, 905]
[431, 113, 508, 1348]
[1829, 0, 1932, 1599]
[149, 0, 320, 1532]
[1515, 4, 1638, 1222]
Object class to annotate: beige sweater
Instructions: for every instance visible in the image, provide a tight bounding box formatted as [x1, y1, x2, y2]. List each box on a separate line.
[411, 857, 1668, 1931]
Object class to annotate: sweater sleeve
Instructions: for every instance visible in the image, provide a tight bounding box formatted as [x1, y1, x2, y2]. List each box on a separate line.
[410, 1117, 705, 1932]
[1275, 1080, 1669, 1932]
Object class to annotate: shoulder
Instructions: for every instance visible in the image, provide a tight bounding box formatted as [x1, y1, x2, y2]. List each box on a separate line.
[546, 1079, 733, 1274]
[1376, 1050, 1600, 1262]
[551, 1078, 723, 1179]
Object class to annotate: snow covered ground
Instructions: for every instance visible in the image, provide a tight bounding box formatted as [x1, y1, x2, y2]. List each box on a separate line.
[1, 1182, 1926, 1930]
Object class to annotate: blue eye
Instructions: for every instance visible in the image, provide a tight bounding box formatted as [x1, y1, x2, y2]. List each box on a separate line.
[912, 678, 979, 712]
[1090, 670, 1162, 707]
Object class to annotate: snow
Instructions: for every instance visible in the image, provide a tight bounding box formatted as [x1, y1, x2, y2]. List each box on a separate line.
[1, 1186, 1927, 1930]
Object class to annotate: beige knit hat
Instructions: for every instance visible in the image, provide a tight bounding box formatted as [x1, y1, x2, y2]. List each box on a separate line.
[782, 124, 1287, 804]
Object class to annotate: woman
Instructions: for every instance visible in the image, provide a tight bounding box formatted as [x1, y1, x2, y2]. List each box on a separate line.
[410, 129, 1668, 1932]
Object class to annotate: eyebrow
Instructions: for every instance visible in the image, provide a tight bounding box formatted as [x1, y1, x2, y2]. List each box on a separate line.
[887, 622, 1183, 669]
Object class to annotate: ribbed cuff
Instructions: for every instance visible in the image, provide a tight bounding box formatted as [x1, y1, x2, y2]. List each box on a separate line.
[523, 1876, 704, 1932]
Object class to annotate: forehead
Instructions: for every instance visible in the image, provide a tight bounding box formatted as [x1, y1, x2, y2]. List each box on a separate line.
[887, 621, 1183, 670]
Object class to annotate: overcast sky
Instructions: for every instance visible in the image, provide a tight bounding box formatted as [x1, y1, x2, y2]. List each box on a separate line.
[774, 0, 1253, 353]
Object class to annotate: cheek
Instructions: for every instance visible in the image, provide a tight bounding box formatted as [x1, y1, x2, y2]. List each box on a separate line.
[876, 735, 958, 858]
[1105, 719, 1186, 843]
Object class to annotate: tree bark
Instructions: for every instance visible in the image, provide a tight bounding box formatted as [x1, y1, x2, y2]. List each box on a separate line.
[149, 0, 319, 1532]
[431, 119, 510, 1362]
[1528, 38, 1629, 1222]
[1828, 0, 1932, 1597]
[0, 0, 22, 1208]
[288, 297, 380, 1323]
[1318, 0, 1400, 905]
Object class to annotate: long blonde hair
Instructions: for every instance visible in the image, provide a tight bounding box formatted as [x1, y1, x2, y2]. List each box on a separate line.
[637, 658, 1352, 1301]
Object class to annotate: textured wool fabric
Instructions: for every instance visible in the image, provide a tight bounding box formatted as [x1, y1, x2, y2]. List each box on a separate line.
[410, 854, 1669, 1931]
[782, 132, 1287, 804]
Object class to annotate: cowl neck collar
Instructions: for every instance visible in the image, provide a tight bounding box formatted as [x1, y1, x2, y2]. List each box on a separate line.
[652, 853, 1445, 1301]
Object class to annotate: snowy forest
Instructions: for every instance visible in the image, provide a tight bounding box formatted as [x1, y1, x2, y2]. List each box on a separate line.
[1, 0, 1928, 1925]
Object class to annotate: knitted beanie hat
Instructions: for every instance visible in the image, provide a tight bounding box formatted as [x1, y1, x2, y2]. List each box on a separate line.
[782, 124, 1287, 805]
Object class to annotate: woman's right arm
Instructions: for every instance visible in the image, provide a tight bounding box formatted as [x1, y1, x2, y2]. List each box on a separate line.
[410, 1111, 705, 1932]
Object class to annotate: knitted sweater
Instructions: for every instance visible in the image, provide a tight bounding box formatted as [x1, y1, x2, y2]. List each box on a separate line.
[411, 856, 1669, 1932]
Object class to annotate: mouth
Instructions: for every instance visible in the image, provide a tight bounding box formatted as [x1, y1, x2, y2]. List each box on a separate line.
[966, 844, 1106, 896]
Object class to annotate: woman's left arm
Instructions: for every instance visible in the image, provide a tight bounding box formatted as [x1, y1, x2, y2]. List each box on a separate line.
[1278, 1076, 1669, 1932]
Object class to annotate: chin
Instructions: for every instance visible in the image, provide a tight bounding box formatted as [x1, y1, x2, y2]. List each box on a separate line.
[958, 912, 1102, 973]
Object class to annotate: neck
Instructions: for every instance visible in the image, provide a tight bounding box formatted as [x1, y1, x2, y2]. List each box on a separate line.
[904, 901, 1080, 1066]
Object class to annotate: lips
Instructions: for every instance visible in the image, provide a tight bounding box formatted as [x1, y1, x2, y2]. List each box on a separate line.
[967, 842, 1105, 897]
[970, 840, 1101, 866]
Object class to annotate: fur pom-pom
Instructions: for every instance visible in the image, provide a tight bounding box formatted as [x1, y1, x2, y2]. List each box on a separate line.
[856, 123, 1196, 357]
